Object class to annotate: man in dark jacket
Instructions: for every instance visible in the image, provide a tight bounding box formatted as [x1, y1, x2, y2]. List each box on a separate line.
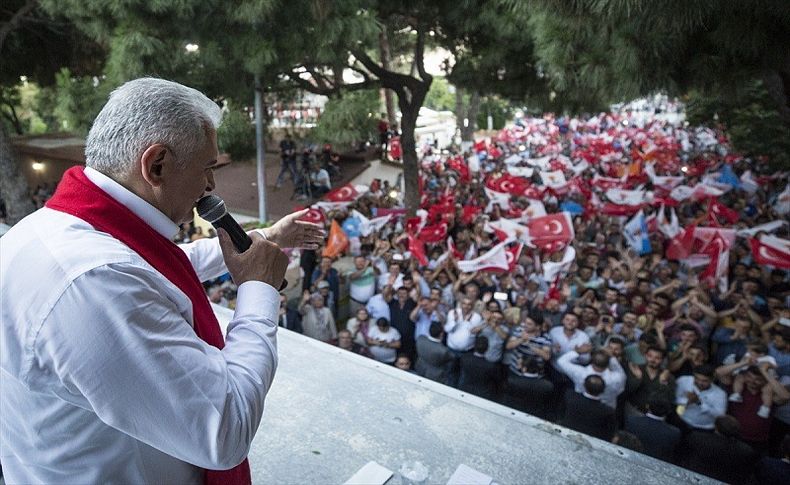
[459, 336, 499, 400]
[625, 396, 681, 463]
[684, 415, 758, 483]
[503, 356, 555, 421]
[389, 286, 417, 361]
[415, 323, 454, 385]
[561, 375, 617, 442]
[278, 294, 302, 333]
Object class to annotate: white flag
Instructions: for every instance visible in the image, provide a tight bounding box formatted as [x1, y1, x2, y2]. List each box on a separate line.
[736, 220, 788, 238]
[624, 210, 652, 255]
[776, 184, 790, 215]
[739, 170, 759, 194]
[670, 185, 694, 201]
[527, 156, 552, 170]
[541, 170, 567, 189]
[457, 241, 510, 273]
[657, 206, 681, 239]
[542, 245, 576, 283]
[485, 218, 530, 243]
[353, 210, 392, 237]
[518, 199, 547, 222]
[606, 188, 649, 206]
[484, 187, 511, 211]
[507, 166, 534, 177]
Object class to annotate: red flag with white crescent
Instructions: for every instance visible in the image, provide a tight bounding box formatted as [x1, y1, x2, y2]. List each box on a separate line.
[447, 236, 464, 259]
[699, 233, 730, 290]
[708, 199, 740, 225]
[666, 224, 696, 260]
[408, 235, 428, 266]
[506, 243, 523, 272]
[325, 184, 359, 203]
[750, 236, 790, 269]
[418, 222, 448, 244]
[600, 202, 643, 216]
[297, 206, 325, 225]
[525, 212, 575, 253]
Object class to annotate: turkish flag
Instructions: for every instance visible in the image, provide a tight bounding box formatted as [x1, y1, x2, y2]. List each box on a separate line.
[521, 185, 545, 200]
[408, 235, 428, 266]
[486, 174, 528, 196]
[591, 175, 623, 190]
[389, 136, 402, 159]
[708, 199, 739, 225]
[525, 212, 574, 252]
[750, 236, 790, 269]
[473, 139, 488, 153]
[447, 236, 465, 260]
[699, 233, 730, 290]
[446, 156, 470, 183]
[325, 184, 359, 203]
[297, 206, 325, 225]
[428, 198, 455, 224]
[322, 220, 349, 258]
[506, 243, 524, 272]
[461, 205, 482, 225]
[418, 222, 448, 243]
[666, 224, 696, 260]
[600, 202, 643, 216]
[405, 217, 424, 235]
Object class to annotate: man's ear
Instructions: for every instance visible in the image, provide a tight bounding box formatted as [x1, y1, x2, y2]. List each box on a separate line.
[140, 144, 169, 187]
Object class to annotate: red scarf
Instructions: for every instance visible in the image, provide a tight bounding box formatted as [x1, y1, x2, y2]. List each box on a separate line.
[46, 167, 251, 485]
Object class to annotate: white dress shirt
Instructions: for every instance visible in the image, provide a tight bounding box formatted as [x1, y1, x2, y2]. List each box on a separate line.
[675, 376, 727, 430]
[444, 308, 483, 352]
[549, 327, 591, 357]
[0, 167, 280, 484]
[556, 351, 626, 409]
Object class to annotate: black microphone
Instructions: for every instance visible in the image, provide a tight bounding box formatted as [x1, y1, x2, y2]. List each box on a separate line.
[196, 195, 252, 252]
[196, 195, 287, 290]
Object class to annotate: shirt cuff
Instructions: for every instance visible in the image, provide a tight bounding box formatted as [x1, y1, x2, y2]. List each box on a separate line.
[234, 280, 280, 325]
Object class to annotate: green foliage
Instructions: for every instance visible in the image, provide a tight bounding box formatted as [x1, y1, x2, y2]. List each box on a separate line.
[687, 81, 790, 170]
[217, 107, 256, 162]
[311, 90, 381, 149]
[424, 77, 455, 112]
[49, 69, 110, 134]
[476, 96, 513, 131]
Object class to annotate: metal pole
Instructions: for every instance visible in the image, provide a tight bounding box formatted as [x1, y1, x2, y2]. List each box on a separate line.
[254, 74, 267, 223]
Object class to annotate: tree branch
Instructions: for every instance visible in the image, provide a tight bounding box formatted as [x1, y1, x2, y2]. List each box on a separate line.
[287, 71, 376, 97]
[414, 25, 431, 82]
[0, 0, 38, 52]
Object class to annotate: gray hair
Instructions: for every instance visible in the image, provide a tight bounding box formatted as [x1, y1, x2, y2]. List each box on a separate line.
[85, 77, 222, 179]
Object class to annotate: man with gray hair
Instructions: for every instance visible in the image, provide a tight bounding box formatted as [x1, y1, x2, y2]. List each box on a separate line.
[0, 78, 323, 484]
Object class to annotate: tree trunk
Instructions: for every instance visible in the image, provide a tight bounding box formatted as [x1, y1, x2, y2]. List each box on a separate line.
[762, 67, 790, 125]
[0, 127, 35, 225]
[378, 30, 397, 128]
[466, 91, 481, 139]
[455, 89, 481, 142]
[397, 81, 430, 216]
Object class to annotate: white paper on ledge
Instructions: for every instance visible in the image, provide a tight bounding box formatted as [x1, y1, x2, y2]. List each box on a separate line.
[446, 464, 493, 485]
[344, 460, 393, 485]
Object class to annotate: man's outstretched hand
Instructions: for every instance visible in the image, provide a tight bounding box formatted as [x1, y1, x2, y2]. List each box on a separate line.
[258, 209, 326, 249]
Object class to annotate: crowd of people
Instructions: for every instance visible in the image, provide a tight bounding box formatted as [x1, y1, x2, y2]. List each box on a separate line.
[205, 106, 789, 483]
